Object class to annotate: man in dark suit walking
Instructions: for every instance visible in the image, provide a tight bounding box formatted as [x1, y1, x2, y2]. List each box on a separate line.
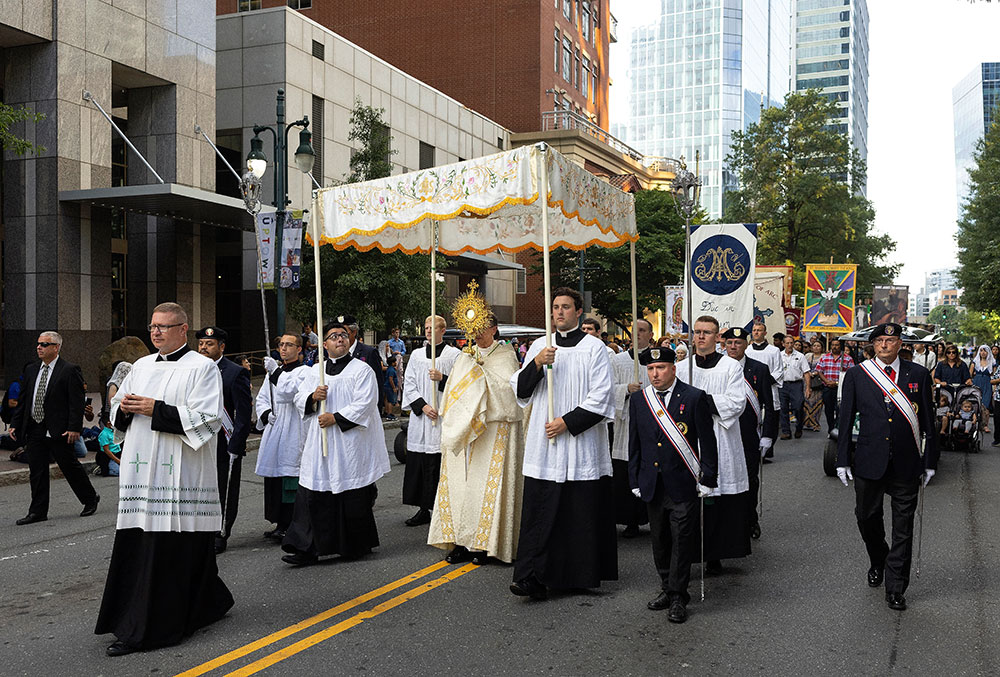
[196, 327, 252, 554]
[11, 331, 99, 524]
[836, 323, 938, 611]
[628, 346, 718, 623]
[340, 314, 385, 415]
[722, 326, 778, 540]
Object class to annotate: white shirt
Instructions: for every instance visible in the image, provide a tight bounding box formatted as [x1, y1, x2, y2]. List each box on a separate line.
[875, 356, 902, 381]
[780, 350, 811, 383]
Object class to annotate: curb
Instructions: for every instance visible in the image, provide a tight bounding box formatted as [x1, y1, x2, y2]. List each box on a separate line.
[0, 418, 406, 487]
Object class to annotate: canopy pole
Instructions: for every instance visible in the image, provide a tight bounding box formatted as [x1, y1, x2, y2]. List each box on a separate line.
[430, 219, 439, 424]
[631, 239, 640, 382]
[539, 149, 555, 424]
[311, 192, 328, 458]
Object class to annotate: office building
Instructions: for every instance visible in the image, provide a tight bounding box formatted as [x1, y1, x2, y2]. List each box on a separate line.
[953, 62, 1000, 217]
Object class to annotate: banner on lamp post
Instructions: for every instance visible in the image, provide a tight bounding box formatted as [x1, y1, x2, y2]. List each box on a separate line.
[256, 212, 277, 290]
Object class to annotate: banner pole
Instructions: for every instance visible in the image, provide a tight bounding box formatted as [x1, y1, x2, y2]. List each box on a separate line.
[539, 147, 555, 425]
[631, 239, 640, 381]
[430, 219, 438, 424]
[311, 192, 328, 458]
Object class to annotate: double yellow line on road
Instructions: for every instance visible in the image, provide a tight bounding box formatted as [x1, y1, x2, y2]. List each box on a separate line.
[176, 561, 478, 677]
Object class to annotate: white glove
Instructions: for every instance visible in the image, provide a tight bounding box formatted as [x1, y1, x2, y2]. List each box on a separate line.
[264, 356, 279, 374]
[631, 487, 641, 499]
[759, 437, 773, 457]
[922, 469, 935, 487]
[696, 483, 714, 498]
[836, 466, 853, 487]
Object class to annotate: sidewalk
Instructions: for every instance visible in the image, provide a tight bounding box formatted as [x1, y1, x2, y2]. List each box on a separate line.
[0, 416, 405, 487]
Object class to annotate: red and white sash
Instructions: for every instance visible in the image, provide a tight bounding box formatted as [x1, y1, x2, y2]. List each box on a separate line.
[641, 385, 700, 481]
[859, 359, 920, 450]
[744, 377, 762, 436]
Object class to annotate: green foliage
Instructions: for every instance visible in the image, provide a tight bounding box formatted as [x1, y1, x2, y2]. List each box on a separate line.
[0, 102, 46, 156]
[927, 305, 964, 343]
[955, 106, 1000, 312]
[346, 98, 396, 183]
[959, 310, 1000, 345]
[724, 89, 897, 294]
[543, 189, 696, 332]
[289, 101, 443, 334]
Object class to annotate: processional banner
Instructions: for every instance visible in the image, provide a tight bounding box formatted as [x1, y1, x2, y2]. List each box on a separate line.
[871, 285, 908, 326]
[682, 223, 759, 332]
[663, 286, 685, 334]
[752, 272, 785, 338]
[803, 264, 857, 334]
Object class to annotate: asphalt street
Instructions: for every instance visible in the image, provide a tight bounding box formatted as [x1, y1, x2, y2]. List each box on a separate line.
[1, 427, 998, 677]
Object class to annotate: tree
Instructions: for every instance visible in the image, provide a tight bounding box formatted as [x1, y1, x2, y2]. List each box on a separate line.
[543, 189, 695, 332]
[0, 102, 45, 156]
[959, 310, 1000, 346]
[288, 101, 444, 335]
[955, 106, 1000, 312]
[927, 305, 965, 344]
[724, 89, 897, 293]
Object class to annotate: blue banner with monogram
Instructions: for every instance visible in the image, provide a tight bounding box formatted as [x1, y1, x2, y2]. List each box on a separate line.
[682, 223, 759, 332]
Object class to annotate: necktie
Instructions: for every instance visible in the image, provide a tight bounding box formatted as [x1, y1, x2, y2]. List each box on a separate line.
[884, 365, 895, 382]
[32, 364, 49, 423]
[657, 390, 669, 404]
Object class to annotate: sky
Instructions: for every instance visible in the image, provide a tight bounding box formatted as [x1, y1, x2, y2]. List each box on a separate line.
[608, 0, 1000, 294]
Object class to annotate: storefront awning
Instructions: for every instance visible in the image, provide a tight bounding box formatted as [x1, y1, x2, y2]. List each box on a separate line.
[58, 184, 274, 231]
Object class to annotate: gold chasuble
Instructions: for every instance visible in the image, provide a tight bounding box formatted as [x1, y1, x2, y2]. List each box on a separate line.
[428, 342, 524, 562]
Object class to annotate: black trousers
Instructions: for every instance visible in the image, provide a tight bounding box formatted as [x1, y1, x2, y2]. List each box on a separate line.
[216, 449, 242, 538]
[647, 477, 698, 604]
[993, 404, 1000, 445]
[854, 469, 920, 595]
[26, 426, 97, 516]
[822, 386, 839, 433]
[745, 450, 760, 528]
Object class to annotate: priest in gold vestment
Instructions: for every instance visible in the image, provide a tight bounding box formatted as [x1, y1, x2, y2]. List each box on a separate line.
[428, 313, 524, 565]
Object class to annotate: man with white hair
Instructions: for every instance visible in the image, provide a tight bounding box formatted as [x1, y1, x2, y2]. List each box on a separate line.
[11, 331, 99, 524]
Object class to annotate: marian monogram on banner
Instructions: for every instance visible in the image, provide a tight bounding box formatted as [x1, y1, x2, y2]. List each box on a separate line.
[682, 224, 759, 332]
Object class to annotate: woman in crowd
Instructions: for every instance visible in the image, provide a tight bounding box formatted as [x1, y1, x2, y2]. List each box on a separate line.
[971, 345, 995, 434]
[802, 338, 825, 432]
[934, 345, 972, 386]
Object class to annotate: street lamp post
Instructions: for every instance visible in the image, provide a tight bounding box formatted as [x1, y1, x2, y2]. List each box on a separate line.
[244, 88, 315, 335]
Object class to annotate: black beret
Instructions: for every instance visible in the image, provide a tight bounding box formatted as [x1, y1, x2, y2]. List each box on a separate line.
[334, 314, 358, 326]
[639, 346, 676, 365]
[195, 326, 227, 342]
[870, 323, 902, 340]
[721, 326, 749, 341]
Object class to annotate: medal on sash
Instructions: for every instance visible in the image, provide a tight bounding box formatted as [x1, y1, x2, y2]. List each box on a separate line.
[641, 385, 701, 481]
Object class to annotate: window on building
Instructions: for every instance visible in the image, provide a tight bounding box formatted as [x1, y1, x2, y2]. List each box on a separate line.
[581, 2, 591, 41]
[288, 0, 312, 8]
[591, 64, 598, 103]
[516, 269, 526, 294]
[311, 40, 324, 61]
[574, 49, 580, 88]
[563, 0, 571, 20]
[554, 29, 560, 73]
[419, 142, 435, 169]
[562, 38, 572, 81]
[581, 57, 589, 99]
[238, 0, 261, 11]
[311, 95, 324, 184]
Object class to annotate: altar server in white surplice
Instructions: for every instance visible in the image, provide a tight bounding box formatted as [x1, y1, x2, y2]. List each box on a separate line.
[255, 333, 309, 541]
[611, 317, 653, 537]
[509, 288, 617, 601]
[675, 315, 751, 574]
[280, 321, 390, 567]
[400, 315, 462, 527]
[95, 302, 233, 658]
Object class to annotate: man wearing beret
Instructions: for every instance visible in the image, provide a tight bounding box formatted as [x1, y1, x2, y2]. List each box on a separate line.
[835, 322, 938, 611]
[197, 326, 253, 554]
[628, 345, 718, 623]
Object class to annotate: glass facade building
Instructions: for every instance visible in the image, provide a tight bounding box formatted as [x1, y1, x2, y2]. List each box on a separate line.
[953, 63, 1000, 218]
[792, 0, 869, 192]
[618, 0, 791, 218]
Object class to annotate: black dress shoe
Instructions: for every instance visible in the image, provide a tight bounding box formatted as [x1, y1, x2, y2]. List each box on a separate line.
[622, 524, 640, 538]
[405, 508, 431, 526]
[886, 592, 907, 610]
[445, 546, 471, 564]
[15, 513, 47, 526]
[867, 567, 884, 588]
[80, 495, 100, 517]
[469, 551, 489, 566]
[750, 523, 761, 540]
[705, 560, 723, 575]
[647, 591, 671, 611]
[282, 552, 318, 567]
[264, 528, 286, 541]
[794, 430, 803, 439]
[510, 576, 548, 600]
[667, 599, 688, 623]
[106, 641, 137, 657]
[215, 536, 228, 555]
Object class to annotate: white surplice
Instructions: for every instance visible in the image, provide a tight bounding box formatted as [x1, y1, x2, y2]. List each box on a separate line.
[512, 332, 616, 482]
[402, 343, 462, 454]
[254, 364, 309, 478]
[293, 358, 391, 494]
[675, 354, 749, 494]
[746, 342, 783, 411]
[110, 350, 223, 533]
[611, 349, 650, 462]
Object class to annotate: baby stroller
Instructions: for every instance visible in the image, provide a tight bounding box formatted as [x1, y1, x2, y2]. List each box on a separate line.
[938, 385, 982, 453]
